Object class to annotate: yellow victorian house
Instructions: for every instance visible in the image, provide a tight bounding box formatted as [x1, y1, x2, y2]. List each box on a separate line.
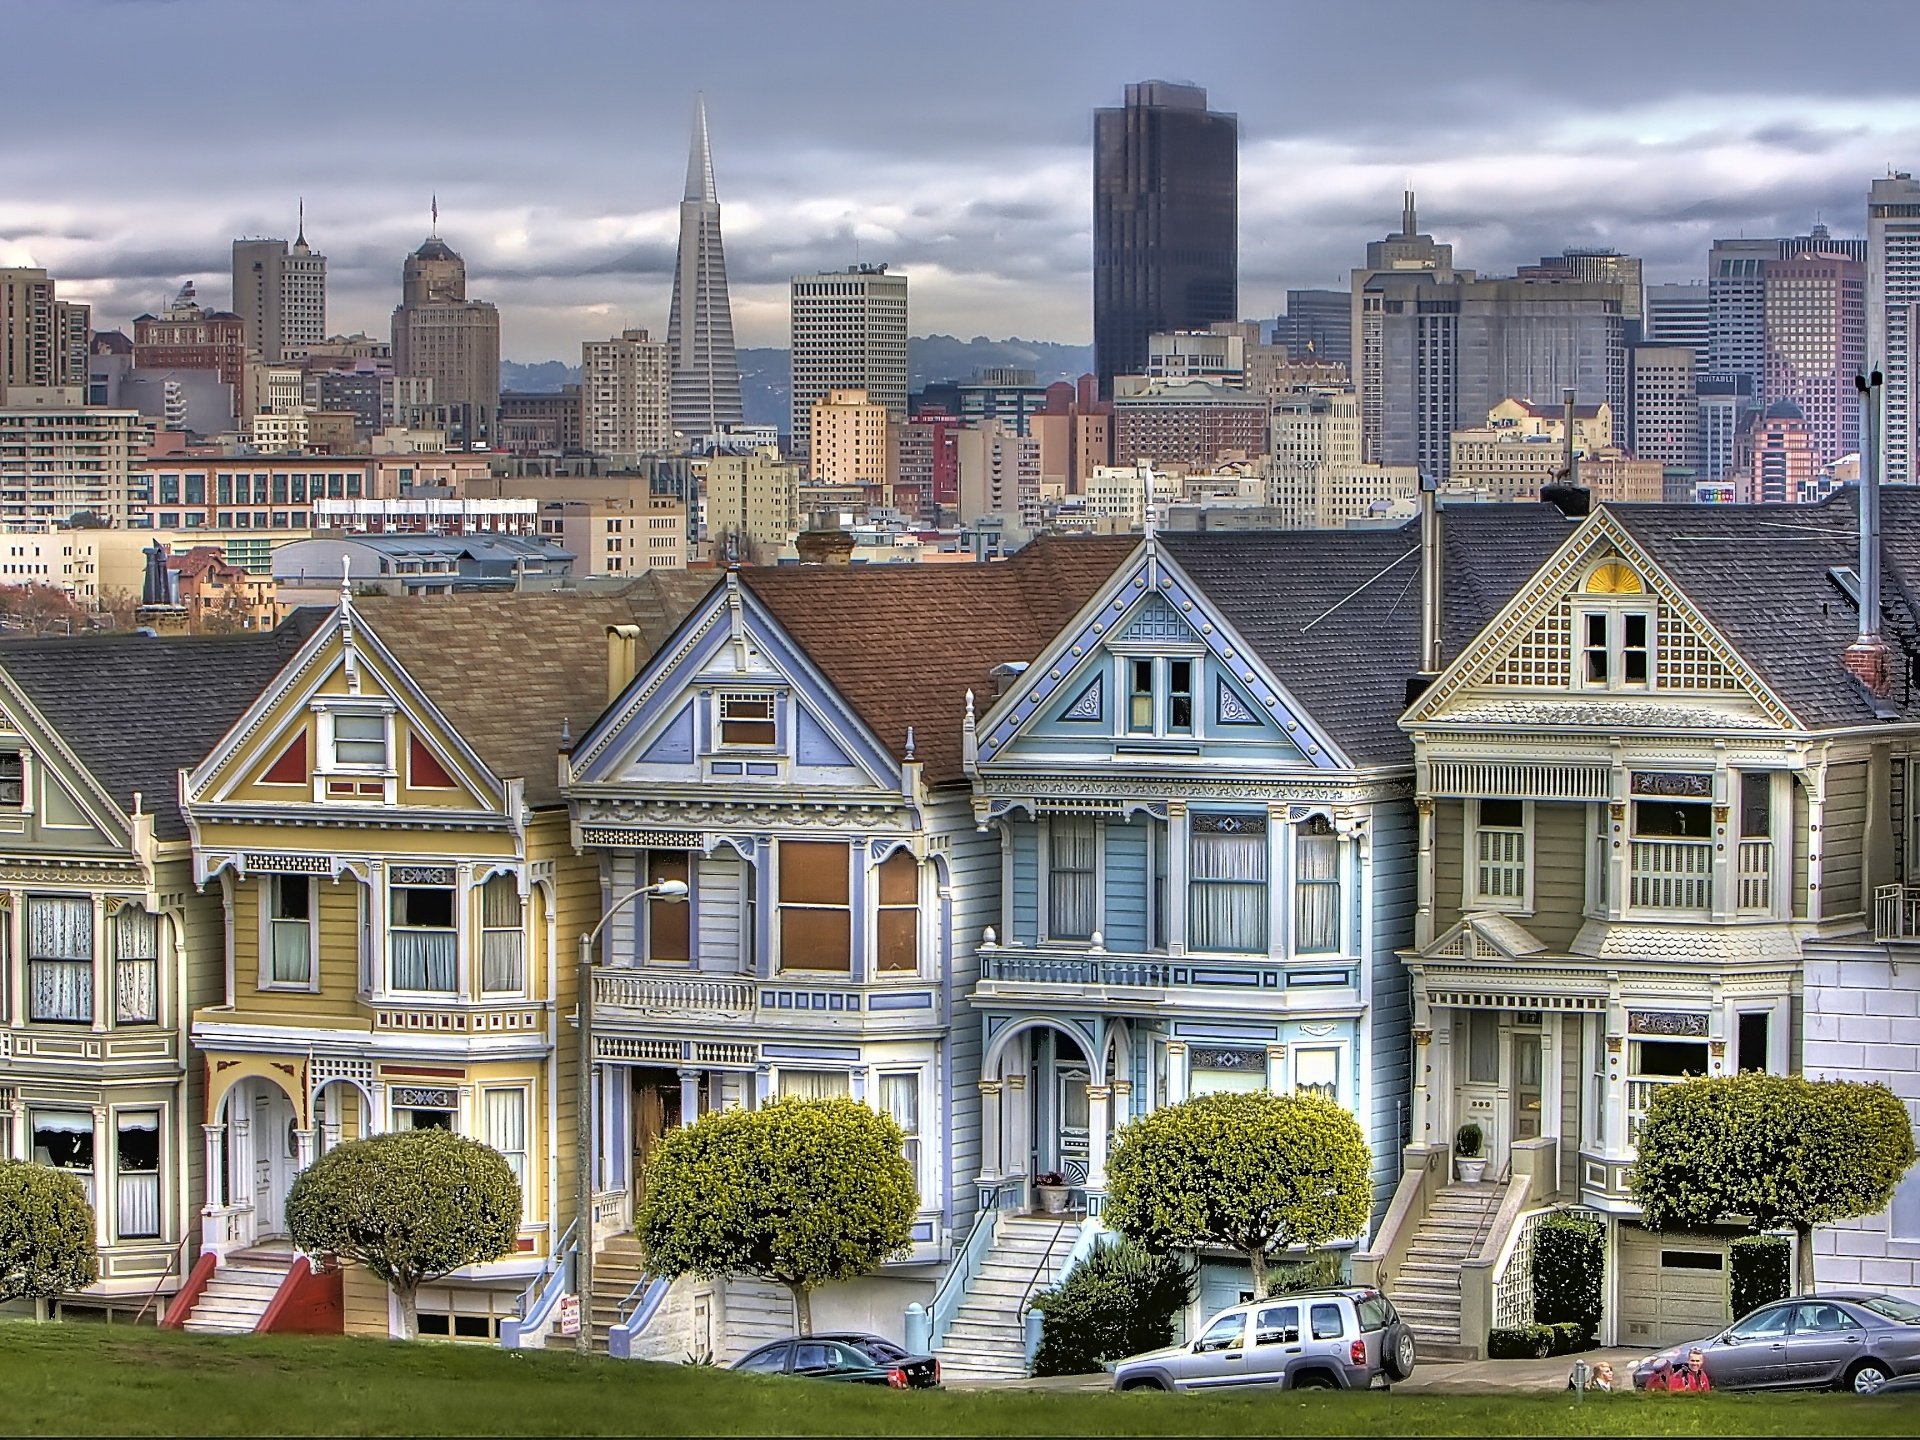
[175, 575, 709, 1340]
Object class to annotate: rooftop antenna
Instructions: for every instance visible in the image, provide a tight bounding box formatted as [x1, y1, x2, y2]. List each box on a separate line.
[430, 193, 439, 238]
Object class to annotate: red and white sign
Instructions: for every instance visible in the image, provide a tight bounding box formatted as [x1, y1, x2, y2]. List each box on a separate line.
[556, 1294, 581, 1338]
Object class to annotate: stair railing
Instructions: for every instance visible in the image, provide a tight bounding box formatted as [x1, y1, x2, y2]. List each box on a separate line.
[1020, 1216, 1105, 1368]
[607, 1273, 672, 1360]
[499, 1218, 577, 1349]
[133, 1231, 194, 1327]
[926, 1208, 1000, 1353]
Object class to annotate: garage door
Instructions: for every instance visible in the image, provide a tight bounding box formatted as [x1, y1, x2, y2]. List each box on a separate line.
[1617, 1226, 1731, 1348]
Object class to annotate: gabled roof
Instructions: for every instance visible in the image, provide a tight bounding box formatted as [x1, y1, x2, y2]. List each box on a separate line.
[0, 613, 327, 840]
[738, 538, 1138, 788]
[1159, 505, 1576, 766]
[353, 572, 716, 807]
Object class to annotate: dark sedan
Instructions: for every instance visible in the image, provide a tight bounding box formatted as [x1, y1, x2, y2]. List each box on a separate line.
[731, 1332, 940, 1388]
[1632, 1292, 1920, 1394]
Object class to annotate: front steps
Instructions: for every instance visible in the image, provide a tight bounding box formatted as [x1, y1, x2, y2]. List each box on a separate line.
[937, 1214, 1081, 1382]
[179, 1244, 297, 1335]
[1386, 1182, 1504, 1360]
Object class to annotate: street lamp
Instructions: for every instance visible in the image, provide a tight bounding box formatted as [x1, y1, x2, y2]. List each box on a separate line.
[574, 876, 687, 1354]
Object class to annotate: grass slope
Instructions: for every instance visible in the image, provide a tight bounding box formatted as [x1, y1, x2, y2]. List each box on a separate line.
[0, 1326, 1916, 1437]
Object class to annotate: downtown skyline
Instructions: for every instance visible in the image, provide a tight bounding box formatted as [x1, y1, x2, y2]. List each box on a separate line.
[7, 0, 1920, 359]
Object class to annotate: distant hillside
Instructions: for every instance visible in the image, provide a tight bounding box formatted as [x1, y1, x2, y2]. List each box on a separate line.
[504, 336, 1095, 434]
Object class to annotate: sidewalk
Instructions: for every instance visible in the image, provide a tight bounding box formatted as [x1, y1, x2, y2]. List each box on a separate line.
[944, 1348, 1648, 1394]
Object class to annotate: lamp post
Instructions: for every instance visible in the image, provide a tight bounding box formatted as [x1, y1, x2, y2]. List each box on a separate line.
[574, 876, 687, 1354]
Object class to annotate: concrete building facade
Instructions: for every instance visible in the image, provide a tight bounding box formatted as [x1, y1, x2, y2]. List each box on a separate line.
[1627, 344, 1699, 470]
[1766, 249, 1867, 464]
[391, 233, 500, 448]
[703, 447, 802, 562]
[231, 218, 326, 363]
[583, 330, 672, 459]
[789, 265, 908, 455]
[0, 389, 149, 529]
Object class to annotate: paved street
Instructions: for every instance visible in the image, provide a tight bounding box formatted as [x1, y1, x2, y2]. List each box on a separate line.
[945, 1348, 1651, 1394]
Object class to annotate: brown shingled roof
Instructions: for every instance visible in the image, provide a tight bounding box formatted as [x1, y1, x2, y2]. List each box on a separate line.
[739, 537, 1137, 788]
[354, 572, 717, 808]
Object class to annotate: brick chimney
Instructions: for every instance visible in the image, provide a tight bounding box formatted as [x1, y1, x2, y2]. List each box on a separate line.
[794, 528, 856, 566]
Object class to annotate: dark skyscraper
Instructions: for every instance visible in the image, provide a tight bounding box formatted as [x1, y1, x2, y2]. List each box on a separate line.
[1093, 81, 1238, 399]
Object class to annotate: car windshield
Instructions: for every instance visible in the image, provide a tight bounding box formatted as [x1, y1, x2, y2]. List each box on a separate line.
[1859, 1296, 1920, 1324]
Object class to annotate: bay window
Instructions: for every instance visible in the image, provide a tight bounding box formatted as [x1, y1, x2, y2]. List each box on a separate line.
[28, 895, 92, 1023]
[267, 875, 314, 986]
[482, 1088, 528, 1218]
[479, 875, 523, 993]
[32, 1109, 94, 1202]
[114, 907, 160, 1023]
[1472, 799, 1529, 907]
[1189, 812, 1268, 953]
[1294, 817, 1341, 954]
[875, 851, 919, 974]
[777, 841, 850, 972]
[391, 879, 457, 992]
[1046, 818, 1097, 941]
[115, 1111, 161, 1240]
[644, 852, 691, 964]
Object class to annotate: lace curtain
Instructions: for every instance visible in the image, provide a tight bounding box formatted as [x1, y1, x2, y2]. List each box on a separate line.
[1189, 815, 1268, 953]
[778, 1070, 850, 1101]
[1048, 819, 1097, 940]
[115, 908, 159, 1023]
[1295, 821, 1341, 954]
[29, 896, 92, 1022]
[483, 1089, 527, 1214]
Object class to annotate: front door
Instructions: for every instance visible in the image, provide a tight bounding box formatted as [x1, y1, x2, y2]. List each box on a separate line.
[1511, 1033, 1543, 1145]
[1056, 1064, 1091, 1185]
[631, 1068, 683, 1206]
[250, 1083, 298, 1237]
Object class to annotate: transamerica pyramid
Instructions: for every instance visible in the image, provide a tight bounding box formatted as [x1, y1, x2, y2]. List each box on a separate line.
[666, 94, 745, 439]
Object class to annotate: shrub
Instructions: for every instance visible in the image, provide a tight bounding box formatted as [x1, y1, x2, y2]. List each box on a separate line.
[1488, 1324, 1553, 1359]
[1455, 1122, 1483, 1159]
[1730, 1234, 1792, 1320]
[1532, 1212, 1604, 1343]
[0, 1160, 98, 1305]
[1029, 1239, 1197, 1377]
[1264, 1250, 1347, 1297]
[1546, 1320, 1591, 1356]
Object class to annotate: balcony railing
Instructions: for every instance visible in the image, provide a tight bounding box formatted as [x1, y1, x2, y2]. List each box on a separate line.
[979, 944, 1351, 994]
[982, 952, 1183, 987]
[593, 970, 756, 1016]
[1877, 884, 1920, 942]
[1626, 1076, 1679, 1144]
[1735, 839, 1774, 913]
[1628, 840, 1712, 911]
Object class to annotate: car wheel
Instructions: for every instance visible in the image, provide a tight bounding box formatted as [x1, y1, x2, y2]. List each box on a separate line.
[1384, 1330, 1417, 1382]
[1121, 1378, 1167, 1393]
[1291, 1371, 1338, 1390]
[1847, 1361, 1891, 1395]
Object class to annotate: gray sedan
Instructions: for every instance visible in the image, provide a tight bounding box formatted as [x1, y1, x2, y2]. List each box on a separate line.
[1632, 1292, 1920, 1394]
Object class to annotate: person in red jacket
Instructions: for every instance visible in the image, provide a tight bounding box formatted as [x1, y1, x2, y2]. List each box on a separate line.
[1668, 1349, 1713, 1392]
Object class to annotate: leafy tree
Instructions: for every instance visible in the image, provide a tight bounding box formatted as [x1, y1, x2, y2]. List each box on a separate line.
[634, 1097, 917, 1334]
[0, 1160, 98, 1311]
[1030, 1238, 1196, 1376]
[1103, 1091, 1372, 1293]
[286, 1129, 520, 1339]
[1629, 1073, 1916, 1294]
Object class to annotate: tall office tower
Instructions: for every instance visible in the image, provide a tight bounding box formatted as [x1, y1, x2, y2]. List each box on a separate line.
[1351, 193, 1467, 469]
[788, 264, 908, 456]
[1869, 172, 1920, 483]
[1646, 282, 1710, 369]
[666, 96, 744, 440]
[232, 211, 328, 363]
[52, 300, 89, 388]
[1456, 279, 1626, 437]
[1747, 400, 1819, 503]
[1763, 248, 1865, 463]
[1708, 237, 1778, 407]
[1093, 81, 1238, 397]
[1627, 345, 1699, 470]
[1524, 248, 1645, 339]
[1272, 289, 1352, 368]
[582, 328, 672, 457]
[391, 223, 501, 448]
[0, 267, 57, 399]
[1697, 373, 1756, 490]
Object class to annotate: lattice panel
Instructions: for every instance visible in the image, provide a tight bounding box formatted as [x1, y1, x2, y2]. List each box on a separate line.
[1655, 606, 1746, 693]
[1486, 601, 1572, 688]
[1119, 595, 1192, 643]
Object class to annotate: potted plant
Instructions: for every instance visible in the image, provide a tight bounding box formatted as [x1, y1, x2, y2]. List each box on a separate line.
[1035, 1171, 1071, 1215]
[1455, 1123, 1487, 1184]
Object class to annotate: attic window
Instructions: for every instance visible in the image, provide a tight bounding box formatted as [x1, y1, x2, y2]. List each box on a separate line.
[0, 752, 22, 809]
[1584, 561, 1645, 594]
[718, 693, 776, 747]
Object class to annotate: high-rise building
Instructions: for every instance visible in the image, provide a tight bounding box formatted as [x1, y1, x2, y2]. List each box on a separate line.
[1093, 81, 1238, 398]
[582, 328, 672, 458]
[1, 267, 57, 399]
[1272, 290, 1352, 368]
[1457, 279, 1626, 438]
[1351, 192, 1467, 472]
[1146, 330, 1246, 385]
[1111, 378, 1269, 470]
[52, 299, 89, 390]
[955, 419, 1040, 530]
[1030, 377, 1111, 498]
[788, 264, 908, 455]
[0, 388, 149, 529]
[1763, 248, 1865, 463]
[1697, 373, 1756, 490]
[391, 224, 501, 448]
[807, 387, 895, 507]
[1265, 388, 1417, 528]
[232, 210, 327, 363]
[1747, 399, 1819, 503]
[896, 412, 958, 521]
[666, 96, 744, 441]
[1708, 237, 1776, 410]
[1523, 248, 1645, 338]
[1646, 282, 1710, 369]
[1627, 345, 1699, 470]
[133, 282, 250, 400]
[1869, 172, 1920, 483]
[703, 447, 802, 563]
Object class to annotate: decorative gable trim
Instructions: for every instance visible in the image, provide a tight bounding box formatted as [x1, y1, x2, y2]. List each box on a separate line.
[1404, 509, 1799, 730]
[0, 672, 137, 849]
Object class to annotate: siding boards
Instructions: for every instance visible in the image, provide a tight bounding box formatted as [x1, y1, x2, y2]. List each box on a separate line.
[940, 802, 996, 1227]
[695, 855, 743, 973]
[1527, 802, 1588, 951]
[1102, 819, 1149, 951]
[1431, 800, 1465, 937]
[1794, 783, 1810, 920]
[1366, 802, 1415, 1214]
[1009, 818, 1038, 945]
[1823, 761, 1868, 919]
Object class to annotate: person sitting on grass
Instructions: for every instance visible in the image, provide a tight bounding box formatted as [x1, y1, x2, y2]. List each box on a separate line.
[1588, 1361, 1615, 1392]
[1667, 1349, 1712, 1393]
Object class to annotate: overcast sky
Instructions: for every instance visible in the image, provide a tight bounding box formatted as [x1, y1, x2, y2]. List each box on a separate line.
[8, 0, 1920, 359]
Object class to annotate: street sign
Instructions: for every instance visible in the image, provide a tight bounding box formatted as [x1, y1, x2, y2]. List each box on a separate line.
[557, 1293, 581, 1338]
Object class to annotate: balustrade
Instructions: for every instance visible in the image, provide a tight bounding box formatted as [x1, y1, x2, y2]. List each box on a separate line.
[1628, 840, 1712, 911]
[592, 971, 756, 1015]
[1877, 884, 1920, 941]
[1735, 839, 1774, 913]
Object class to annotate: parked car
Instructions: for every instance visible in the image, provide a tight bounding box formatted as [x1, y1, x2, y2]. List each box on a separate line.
[1110, 1287, 1415, 1393]
[1631, 1293, 1920, 1394]
[730, 1332, 940, 1388]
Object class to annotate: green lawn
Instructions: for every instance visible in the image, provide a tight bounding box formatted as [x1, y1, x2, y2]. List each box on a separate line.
[0, 1325, 1916, 1436]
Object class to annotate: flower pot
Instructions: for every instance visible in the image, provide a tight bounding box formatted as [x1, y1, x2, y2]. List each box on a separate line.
[1037, 1185, 1071, 1215]
[1456, 1157, 1487, 1184]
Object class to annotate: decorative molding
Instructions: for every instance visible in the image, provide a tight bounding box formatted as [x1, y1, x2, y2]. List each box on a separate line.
[1187, 1045, 1267, 1071]
[243, 851, 335, 875]
[974, 775, 1411, 805]
[574, 798, 907, 833]
[1631, 771, 1712, 799]
[0, 862, 145, 887]
[390, 865, 455, 887]
[1627, 1010, 1708, 1037]
[1062, 676, 1104, 723]
[1215, 679, 1259, 726]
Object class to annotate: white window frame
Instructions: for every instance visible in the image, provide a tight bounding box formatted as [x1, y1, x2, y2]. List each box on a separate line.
[715, 691, 779, 750]
[480, 1085, 530, 1221]
[0, 749, 28, 813]
[1575, 607, 1655, 692]
[1466, 799, 1534, 912]
[1114, 653, 1204, 740]
[112, 1106, 163, 1242]
[875, 1069, 925, 1200]
[1291, 1045, 1344, 1105]
[260, 874, 318, 991]
[871, 848, 923, 979]
[388, 879, 460, 996]
[1041, 816, 1101, 944]
[312, 700, 397, 804]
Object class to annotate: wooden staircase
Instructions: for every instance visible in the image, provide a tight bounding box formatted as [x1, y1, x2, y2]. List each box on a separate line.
[1385, 1182, 1504, 1360]
[937, 1215, 1079, 1382]
[178, 1244, 298, 1335]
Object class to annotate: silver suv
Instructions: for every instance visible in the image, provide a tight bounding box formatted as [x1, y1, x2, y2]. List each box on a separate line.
[1111, 1287, 1416, 1392]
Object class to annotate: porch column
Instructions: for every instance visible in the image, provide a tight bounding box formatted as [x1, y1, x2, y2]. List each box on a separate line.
[1111, 1079, 1134, 1125]
[977, 1080, 1003, 1180]
[1429, 1017, 1453, 1146]
[1085, 1086, 1112, 1188]
[1265, 1044, 1288, 1095]
[90, 1105, 110, 1248]
[677, 1069, 703, 1128]
[202, 1124, 226, 1206]
[10, 1096, 28, 1160]
[1165, 1042, 1189, 1104]
[1005, 1072, 1029, 1177]
[365, 1083, 387, 1135]
[1410, 1029, 1432, 1145]
[293, 1128, 316, 1174]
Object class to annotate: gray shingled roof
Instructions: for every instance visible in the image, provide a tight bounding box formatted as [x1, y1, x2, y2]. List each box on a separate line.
[1160, 504, 1576, 767]
[1609, 487, 1920, 729]
[0, 613, 326, 840]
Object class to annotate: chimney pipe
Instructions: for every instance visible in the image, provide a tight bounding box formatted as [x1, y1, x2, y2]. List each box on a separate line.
[1562, 385, 1578, 490]
[1846, 368, 1891, 697]
[1419, 473, 1443, 675]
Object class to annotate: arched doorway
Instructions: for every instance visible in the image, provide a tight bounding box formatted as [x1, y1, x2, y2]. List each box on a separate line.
[982, 1018, 1105, 1193]
[223, 1077, 299, 1239]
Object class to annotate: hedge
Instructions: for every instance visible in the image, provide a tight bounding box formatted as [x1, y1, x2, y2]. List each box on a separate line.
[1488, 1321, 1589, 1359]
[1730, 1234, 1792, 1320]
[1532, 1212, 1604, 1345]
[1029, 1239, 1197, 1377]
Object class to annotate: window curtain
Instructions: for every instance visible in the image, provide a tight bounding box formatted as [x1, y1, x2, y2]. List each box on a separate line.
[115, 1112, 161, 1240]
[29, 896, 93, 1022]
[391, 930, 457, 991]
[1189, 815, 1268, 953]
[1293, 1048, 1339, 1103]
[1294, 822, 1341, 954]
[880, 1075, 921, 1186]
[1047, 819, 1097, 940]
[778, 1071, 850, 1101]
[480, 876, 524, 993]
[483, 1089, 528, 1218]
[115, 908, 159, 1023]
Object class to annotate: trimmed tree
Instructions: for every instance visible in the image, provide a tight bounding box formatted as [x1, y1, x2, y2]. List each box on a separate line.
[286, 1129, 520, 1339]
[1102, 1091, 1372, 1294]
[1629, 1073, 1916, 1294]
[0, 1160, 98, 1314]
[634, 1097, 917, 1334]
